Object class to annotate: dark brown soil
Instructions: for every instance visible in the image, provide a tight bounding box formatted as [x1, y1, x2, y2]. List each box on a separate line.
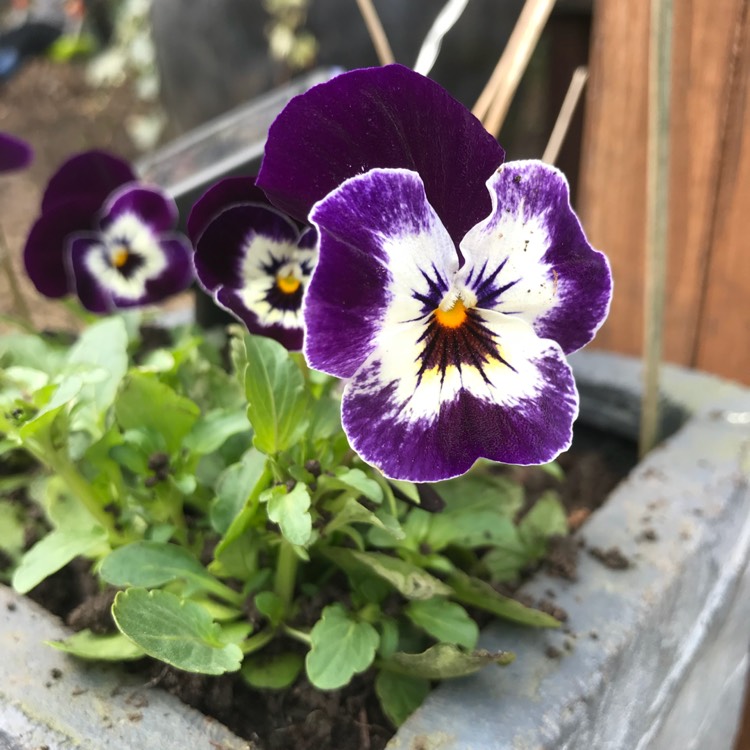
[588, 545, 632, 570]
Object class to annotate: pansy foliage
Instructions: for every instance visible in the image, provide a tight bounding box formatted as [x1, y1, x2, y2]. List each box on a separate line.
[258, 65, 612, 481]
[24, 150, 193, 312]
[189, 176, 317, 351]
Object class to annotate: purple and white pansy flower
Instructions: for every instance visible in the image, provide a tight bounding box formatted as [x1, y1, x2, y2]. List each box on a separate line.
[257, 65, 612, 482]
[0, 132, 32, 172]
[24, 150, 192, 312]
[189, 176, 317, 352]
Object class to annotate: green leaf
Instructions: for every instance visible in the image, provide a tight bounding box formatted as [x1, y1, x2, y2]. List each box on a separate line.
[115, 373, 200, 454]
[112, 588, 243, 675]
[210, 448, 267, 535]
[383, 643, 514, 680]
[47, 629, 145, 661]
[306, 604, 379, 690]
[254, 591, 285, 626]
[0, 500, 26, 560]
[242, 652, 304, 690]
[405, 599, 479, 650]
[325, 548, 452, 600]
[518, 492, 568, 559]
[65, 316, 128, 433]
[99, 541, 242, 605]
[375, 670, 430, 727]
[184, 408, 251, 454]
[427, 511, 519, 551]
[320, 468, 383, 504]
[242, 334, 309, 455]
[265, 483, 312, 547]
[12, 525, 107, 594]
[324, 497, 404, 541]
[447, 570, 560, 628]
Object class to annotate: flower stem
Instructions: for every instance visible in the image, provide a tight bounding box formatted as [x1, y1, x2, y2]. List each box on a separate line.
[274, 539, 299, 609]
[355, 0, 395, 65]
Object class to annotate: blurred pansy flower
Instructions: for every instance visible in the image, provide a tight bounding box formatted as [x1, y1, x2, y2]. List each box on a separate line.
[188, 176, 317, 351]
[257, 65, 612, 482]
[0, 132, 32, 172]
[24, 150, 192, 312]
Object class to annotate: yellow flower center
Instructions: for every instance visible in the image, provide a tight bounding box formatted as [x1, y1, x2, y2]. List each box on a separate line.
[435, 298, 468, 329]
[111, 247, 129, 268]
[277, 274, 301, 294]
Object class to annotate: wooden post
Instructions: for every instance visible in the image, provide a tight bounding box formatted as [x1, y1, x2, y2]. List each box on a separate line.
[579, 0, 750, 384]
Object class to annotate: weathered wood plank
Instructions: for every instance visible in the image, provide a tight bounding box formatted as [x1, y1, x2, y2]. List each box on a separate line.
[579, 0, 750, 383]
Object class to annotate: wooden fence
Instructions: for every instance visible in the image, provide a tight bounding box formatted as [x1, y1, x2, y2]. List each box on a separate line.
[578, 0, 750, 384]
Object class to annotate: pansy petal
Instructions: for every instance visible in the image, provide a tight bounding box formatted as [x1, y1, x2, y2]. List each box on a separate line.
[67, 235, 115, 313]
[0, 132, 32, 172]
[459, 161, 612, 354]
[216, 287, 304, 352]
[305, 168, 457, 379]
[23, 196, 101, 298]
[41, 150, 135, 214]
[341, 312, 578, 482]
[187, 176, 269, 243]
[100, 184, 178, 235]
[194, 203, 300, 293]
[257, 64, 504, 246]
[70, 227, 192, 311]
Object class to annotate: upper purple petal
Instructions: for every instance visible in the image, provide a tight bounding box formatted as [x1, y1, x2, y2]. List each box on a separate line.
[0, 133, 33, 173]
[41, 150, 136, 214]
[194, 203, 300, 293]
[99, 184, 179, 235]
[187, 176, 270, 243]
[23, 196, 101, 298]
[257, 64, 505, 246]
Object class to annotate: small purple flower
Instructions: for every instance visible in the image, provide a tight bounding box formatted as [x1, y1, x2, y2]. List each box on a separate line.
[257, 65, 612, 482]
[0, 132, 32, 173]
[24, 150, 192, 311]
[188, 176, 317, 351]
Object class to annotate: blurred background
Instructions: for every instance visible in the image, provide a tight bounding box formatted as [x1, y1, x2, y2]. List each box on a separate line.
[0, 0, 748, 380]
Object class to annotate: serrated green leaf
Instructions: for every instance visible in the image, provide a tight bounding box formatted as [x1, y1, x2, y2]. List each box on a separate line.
[47, 629, 145, 661]
[115, 373, 200, 454]
[375, 670, 430, 727]
[184, 408, 251, 454]
[265, 483, 312, 547]
[306, 603, 379, 690]
[242, 335, 309, 455]
[112, 588, 243, 674]
[325, 548, 452, 600]
[383, 643, 514, 680]
[405, 598, 479, 650]
[242, 652, 304, 690]
[99, 541, 242, 605]
[447, 570, 560, 628]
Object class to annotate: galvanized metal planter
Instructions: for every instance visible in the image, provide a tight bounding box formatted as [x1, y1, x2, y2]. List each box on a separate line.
[2, 351, 749, 749]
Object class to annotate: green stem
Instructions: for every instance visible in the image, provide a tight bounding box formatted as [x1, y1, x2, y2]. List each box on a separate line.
[282, 623, 312, 646]
[241, 628, 275, 655]
[274, 539, 299, 608]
